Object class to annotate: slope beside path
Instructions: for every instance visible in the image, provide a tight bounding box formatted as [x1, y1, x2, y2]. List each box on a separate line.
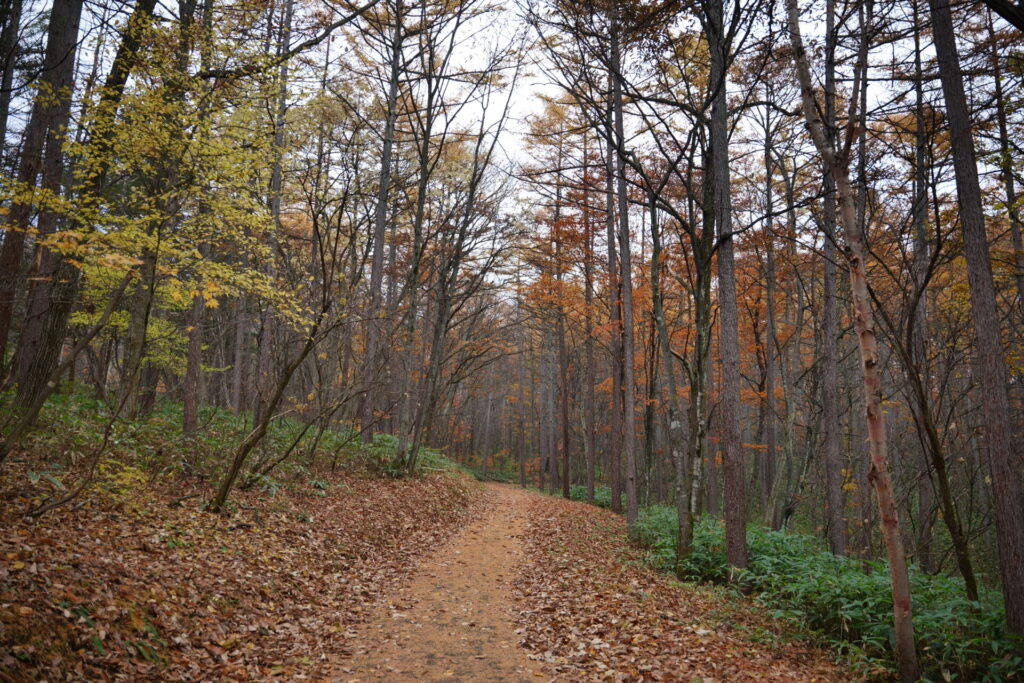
[0, 472, 482, 680]
[513, 492, 845, 681]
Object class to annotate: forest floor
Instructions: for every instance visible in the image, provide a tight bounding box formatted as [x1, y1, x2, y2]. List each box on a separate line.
[3, 470, 848, 682]
[0, 464, 482, 681]
[511, 487, 845, 681]
[339, 483, 844, 682]
[339, 485, 537, 681]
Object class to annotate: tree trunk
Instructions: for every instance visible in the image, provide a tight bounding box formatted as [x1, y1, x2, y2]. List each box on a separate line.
[360, 5, 404, 442]
[558, 245, 571, 500]
[911, 1, 936, 573]
[0, 0, 83, 380]
[761, 134, 779, 526]
[927, 0, 1024, 635]
[231, 297, 246, 414]
[0, 274, 131, 462]
[820, 0, 846, 555]
[3, 0, 158, 430]
[0, 0, 23, 165]
[252, 0, 293, 421]
[610, 16, 637, 533]
[517, 286, 527, 488]
[210, 307, 328, 512]
[120, 248, 158, 416]
[584, 146, 597, 503]
[987, 13, 1024, 323]
[605, 77, 623, 514]
[786, 1, 919, 677]
[650, 194, 694, 573]
[707, 0, 746, 569]
[685, 170, 714, 521]
[183, 289, 206, 435]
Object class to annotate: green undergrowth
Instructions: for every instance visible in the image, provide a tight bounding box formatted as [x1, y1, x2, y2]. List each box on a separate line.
[367, 433, 466, 478]
[466, 466, 518, 483]
[2, 384, 464, 498]
[570, 483, 617, 509]
[633, 505, 1023, 681]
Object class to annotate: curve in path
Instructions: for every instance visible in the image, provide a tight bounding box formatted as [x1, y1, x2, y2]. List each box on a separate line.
[341, 483, 536, 682]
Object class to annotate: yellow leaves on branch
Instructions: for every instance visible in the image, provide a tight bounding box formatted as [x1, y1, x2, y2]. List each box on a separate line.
[98, 253, 145, 270]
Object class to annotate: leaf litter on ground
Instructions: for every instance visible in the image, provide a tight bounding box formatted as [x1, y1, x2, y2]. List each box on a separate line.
[512, 495, 848, 682]
[1, 463, 483, 681]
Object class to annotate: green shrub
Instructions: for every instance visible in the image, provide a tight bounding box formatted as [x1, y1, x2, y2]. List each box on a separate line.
[359, 435, 465, 477]
[468, 466, 517, 483]
[361, 432, 400, 473]
[568, 484, 588, 502]
[569, 484, 616, 509]
[634, 506, 1024, 680]
[417, 446, 463, 473]
[635, 504, 681, 571]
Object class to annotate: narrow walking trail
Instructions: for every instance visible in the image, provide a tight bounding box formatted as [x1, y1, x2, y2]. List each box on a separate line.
[339, 482, 845, 682]
[341, 484, 537, 681]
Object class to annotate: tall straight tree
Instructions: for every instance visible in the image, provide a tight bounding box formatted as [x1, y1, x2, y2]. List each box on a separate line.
[360, 0, 407, 442]
[609, 5, 639, 534]
[0, 0, 158, 461]
[0, 0, 84, 379]
[582, 132, 598, 503]
[819, 0, 845, 556]
[183, 0, 216, 436]
[0, 0, 23, 167]
[760, 124, 779, 524]
[253, 0, 296, 420]
[701, 0, 746, 569]
[785, 0, 918, 678]
[926, 0, 1024, 635]
[604, 82, 624, 514]
[986, 13, 1024, 317]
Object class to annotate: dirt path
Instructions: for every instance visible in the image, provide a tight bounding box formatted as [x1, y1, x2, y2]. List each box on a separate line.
[340, 483, 536, 682]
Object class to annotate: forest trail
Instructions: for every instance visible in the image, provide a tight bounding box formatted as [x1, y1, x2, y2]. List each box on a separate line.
[1, 462, 846, 681]
[340, 483, 537, 681]
[339, 483, 844, 682]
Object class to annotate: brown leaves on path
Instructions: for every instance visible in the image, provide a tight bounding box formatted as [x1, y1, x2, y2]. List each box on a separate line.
[1, 470, 482, 681]
[512, 494, 848, 682]
[3, 473, 852, 682]
[339, 483, 537, 682]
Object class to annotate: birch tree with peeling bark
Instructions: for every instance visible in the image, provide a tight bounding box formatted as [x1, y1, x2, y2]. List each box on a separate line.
[784, 0, 918, 678]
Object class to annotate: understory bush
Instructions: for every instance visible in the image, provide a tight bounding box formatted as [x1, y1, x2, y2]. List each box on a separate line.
[569, 483, 616, 509]
[468, 466, 518, 483]
[416, 446, 463, 474]
[635, 505, 1023, 681]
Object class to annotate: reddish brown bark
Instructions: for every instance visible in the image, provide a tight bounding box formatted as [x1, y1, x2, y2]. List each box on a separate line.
[786, 1, 918, 678]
